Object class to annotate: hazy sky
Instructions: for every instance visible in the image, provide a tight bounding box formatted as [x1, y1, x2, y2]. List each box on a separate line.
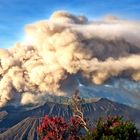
[0, 0, 140, 48]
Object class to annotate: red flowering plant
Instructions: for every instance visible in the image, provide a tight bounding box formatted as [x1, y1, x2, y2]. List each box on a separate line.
[37, 115, 68, 140]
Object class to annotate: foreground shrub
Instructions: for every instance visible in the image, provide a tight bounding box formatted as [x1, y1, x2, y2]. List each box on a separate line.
[37, 116, 68, 140]
[91, 116, 139, 140]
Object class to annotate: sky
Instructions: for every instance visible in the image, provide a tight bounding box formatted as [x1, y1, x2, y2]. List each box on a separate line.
[0, 0, 140, 48]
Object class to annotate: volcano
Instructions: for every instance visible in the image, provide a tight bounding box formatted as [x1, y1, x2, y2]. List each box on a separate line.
[0, 97, 140, 140]
[0, 10, 140, 140]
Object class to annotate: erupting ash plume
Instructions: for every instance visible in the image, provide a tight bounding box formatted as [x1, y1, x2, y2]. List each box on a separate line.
[0, 11, 140, 107]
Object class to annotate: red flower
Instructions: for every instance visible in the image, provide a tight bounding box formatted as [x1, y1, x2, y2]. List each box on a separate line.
[112, 122, 120, 127]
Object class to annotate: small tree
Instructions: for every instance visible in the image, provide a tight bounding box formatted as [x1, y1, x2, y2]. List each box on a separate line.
[71, 89, 89, 132]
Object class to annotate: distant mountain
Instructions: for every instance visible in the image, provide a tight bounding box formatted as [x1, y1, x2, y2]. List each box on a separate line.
[0, 98, 140, 140]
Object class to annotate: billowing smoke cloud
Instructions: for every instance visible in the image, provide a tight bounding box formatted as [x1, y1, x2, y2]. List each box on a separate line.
[0, 11, 140, 107]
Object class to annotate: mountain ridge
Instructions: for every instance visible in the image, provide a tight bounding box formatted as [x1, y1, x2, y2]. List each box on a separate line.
[0, 98, 140, 140]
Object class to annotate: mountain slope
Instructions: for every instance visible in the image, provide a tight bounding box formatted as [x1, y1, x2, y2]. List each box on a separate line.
[0, 98, 140, 140]
[0, 117, 40, 140]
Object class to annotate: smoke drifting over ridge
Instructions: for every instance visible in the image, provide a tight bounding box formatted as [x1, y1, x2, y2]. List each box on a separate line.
[0, 11, 140, 107]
